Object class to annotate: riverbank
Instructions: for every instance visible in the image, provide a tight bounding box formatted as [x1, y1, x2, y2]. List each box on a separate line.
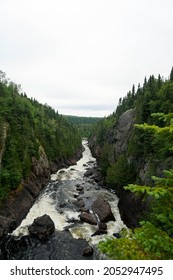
[0, 146, 83, 238]
[0, 141, 126, 260]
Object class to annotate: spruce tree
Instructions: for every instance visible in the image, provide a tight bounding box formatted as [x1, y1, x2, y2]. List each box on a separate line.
[170, 66, 173, 81]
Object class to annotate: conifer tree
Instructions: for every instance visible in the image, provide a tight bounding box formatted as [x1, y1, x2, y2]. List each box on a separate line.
[170, 66, 173, 81]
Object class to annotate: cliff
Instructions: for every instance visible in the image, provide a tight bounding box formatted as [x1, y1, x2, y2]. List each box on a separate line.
[0, 145, 83, 237]
[89, 97, 173, 228]
[0, 72, 82, 237]
[89, 109, 144, 227]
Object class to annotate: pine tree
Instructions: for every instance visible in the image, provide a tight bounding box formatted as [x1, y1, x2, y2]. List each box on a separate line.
[170, 66, 173, 81]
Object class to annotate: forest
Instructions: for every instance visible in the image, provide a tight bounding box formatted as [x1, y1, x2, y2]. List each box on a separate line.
[89, 67, 173, 259]
[1, 67, 173, 260]
[64, 115, 102, 137]
[0, 71, 81, 203]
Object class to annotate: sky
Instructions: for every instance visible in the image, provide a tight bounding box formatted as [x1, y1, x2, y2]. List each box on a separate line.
[1, 0, 173, 117]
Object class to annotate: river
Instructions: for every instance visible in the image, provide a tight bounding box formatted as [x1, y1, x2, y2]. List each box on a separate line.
[4, 140, 126, 259]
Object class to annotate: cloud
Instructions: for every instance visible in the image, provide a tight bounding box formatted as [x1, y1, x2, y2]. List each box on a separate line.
[1, 0, 173, 117]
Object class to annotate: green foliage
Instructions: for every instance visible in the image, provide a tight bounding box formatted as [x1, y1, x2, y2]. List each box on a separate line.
[98, 223, 173, 260]
[0, 71, 81, 203]
[106, 155, 135, 188]
[99, 169, 173, 259]
[95, 69, 173, 259]
[170, 67, 173, 82]
[99, 156, 173, 259]
[134, 113, 173, 159]
[64, 115, 103, 138]
[91, 114, 116, 145]
[89, 68, 173, 184]
[99, 142, 113, 176]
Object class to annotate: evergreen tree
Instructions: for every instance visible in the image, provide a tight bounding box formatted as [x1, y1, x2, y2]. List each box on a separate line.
[170, 66, 173, 81]
[0, 71, 82, 203]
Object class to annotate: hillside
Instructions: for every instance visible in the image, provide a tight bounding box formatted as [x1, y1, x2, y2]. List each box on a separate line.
[64, 115, 103, 137]
[0, 71, 82, 234]
[89, 67, 173, 259]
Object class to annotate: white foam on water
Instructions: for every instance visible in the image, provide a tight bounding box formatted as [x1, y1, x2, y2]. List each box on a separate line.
[12, 140, 126, 248]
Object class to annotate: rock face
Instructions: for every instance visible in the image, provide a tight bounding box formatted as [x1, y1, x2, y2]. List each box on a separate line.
[91, 196, 115, 223]
[113, 108, 136, 155]
[89, 108, 147, 228]
[0, 216, 17, 236]
[50, 148, 83, 173]
[0, 148, 50, 237]
[28, 214, 55, 240]
[118, 191, 148, 228]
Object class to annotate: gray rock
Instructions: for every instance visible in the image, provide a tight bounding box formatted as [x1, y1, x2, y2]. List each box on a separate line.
[98, 222, 107, 230]
[76, 185, 84, 192]
[82, 246, 93, 256]
[91, 229, 107, 236]
[73, 198, 85, 208]
[113, 108, 136, 155]
[92, 196, 115, 223]
[28, 214, 55, 240]
[79, 212, 97, 225]
[0, 216, 17, 236]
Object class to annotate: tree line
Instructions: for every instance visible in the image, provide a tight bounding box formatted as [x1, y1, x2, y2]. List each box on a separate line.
[0, 71, 81, 202]
[90, 67, 173, 259]
[64, 115, 103, 138]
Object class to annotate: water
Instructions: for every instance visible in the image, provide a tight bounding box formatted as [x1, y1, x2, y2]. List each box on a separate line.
[11, 140, 126, 258]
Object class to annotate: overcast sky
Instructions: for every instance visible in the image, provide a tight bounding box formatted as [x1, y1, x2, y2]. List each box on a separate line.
[1, 0, 173, 117]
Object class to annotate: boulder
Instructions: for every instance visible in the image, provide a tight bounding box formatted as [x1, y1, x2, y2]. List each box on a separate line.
[82, 246, 93, 256]
[91, 229, 107, 236]
[76, 185, 84, 192]
[79, 212, 97, 225]
[84, 170, 93, 177]
[92, 196, 115, 223]
[98, 222, 107, 230]
[73, 198, 85, 208]
[113, 233, 121, 239]
[118, 190, 148, 228]
[80, 207, 89, 213]
[28, 214, 55, 240]
[59, 170, 65, 174]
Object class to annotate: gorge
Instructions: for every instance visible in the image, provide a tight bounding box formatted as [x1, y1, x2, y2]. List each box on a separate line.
[1, 69, 173, 259]
[0, 140, 125, 259]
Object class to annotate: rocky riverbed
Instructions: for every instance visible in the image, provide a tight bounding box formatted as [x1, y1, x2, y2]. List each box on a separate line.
[0, 140, 126, 260]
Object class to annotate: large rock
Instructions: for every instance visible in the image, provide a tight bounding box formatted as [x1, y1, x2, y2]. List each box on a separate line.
[91, 196, 115, 223]
[1, 230, 94, 260]
[0, 216, 17, 236]
[79, 212, 97, 225]
[73, 198, 85, 208]
[113, 108, 136, 155]
[91, 229, 107, 236]
[28, 214, 55, 240]
[82, 246, 93, 256]
[118, 190, 148, 228]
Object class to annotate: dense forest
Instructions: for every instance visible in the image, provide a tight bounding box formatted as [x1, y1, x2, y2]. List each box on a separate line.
[64, 115, 102, 137]
[1, 67, 173, 260]
[89, 67, 173, 259]
[0, 71, 81, 203]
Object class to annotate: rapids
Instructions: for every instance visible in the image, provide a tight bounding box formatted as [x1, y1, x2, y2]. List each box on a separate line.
[10, 140, 126, 259]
